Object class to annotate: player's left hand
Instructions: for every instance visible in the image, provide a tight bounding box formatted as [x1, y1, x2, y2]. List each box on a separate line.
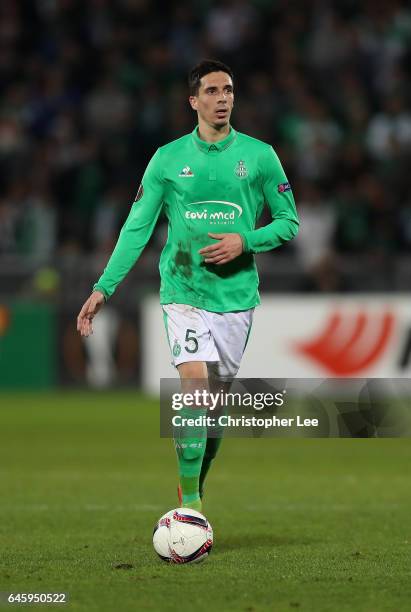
[199, 233, 243, 265]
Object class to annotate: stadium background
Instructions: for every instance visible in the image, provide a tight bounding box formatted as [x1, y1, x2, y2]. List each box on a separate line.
[2, 0, 411, 388]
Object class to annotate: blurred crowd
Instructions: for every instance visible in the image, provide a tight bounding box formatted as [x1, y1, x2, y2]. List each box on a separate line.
[1, 0, 411, 290]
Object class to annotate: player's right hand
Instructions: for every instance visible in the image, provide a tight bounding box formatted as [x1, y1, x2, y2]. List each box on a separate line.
[77, 291, 105, 337]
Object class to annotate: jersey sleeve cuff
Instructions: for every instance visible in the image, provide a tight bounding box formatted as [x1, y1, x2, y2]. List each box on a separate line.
[93, 284, 109, 301]
[240, 232, 252, 254]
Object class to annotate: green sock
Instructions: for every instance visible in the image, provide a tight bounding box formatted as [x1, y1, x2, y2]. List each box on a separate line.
[199, 436, 223, 499]
[174, 407, 206, 510]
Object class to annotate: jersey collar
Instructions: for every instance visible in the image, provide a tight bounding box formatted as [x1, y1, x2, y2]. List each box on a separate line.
[191, 126, 237, 153]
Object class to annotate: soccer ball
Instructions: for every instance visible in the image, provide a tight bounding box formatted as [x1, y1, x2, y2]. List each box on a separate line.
[153, 508, 213, 564]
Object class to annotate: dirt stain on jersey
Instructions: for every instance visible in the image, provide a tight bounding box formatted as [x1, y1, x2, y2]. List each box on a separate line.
[174, 242, 192, 278]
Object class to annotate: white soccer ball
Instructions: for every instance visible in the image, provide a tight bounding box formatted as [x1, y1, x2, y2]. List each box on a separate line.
[153, 508, 213, 564]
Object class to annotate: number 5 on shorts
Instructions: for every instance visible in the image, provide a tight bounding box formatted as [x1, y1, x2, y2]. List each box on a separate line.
[185, 329, 198, 353]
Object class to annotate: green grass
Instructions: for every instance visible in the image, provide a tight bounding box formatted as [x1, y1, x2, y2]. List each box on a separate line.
[0, 391, 410, 611]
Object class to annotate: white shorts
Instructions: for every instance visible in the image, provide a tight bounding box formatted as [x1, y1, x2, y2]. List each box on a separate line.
[162, 303, 254, 381]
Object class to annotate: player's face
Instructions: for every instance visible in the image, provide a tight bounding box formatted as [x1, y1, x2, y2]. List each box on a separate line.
[189, 71, 234, 128]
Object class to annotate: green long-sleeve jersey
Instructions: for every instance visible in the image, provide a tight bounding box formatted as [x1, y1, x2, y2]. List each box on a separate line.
[94, 127, 299, 312]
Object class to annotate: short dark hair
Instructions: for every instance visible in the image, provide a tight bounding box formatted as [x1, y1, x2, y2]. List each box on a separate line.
[188, 59, 234, 96]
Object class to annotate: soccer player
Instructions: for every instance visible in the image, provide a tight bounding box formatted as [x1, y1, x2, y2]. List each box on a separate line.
[77, 59, 299, 511]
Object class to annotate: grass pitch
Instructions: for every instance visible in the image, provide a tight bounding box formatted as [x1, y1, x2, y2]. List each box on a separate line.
[0, 391, 410, 612]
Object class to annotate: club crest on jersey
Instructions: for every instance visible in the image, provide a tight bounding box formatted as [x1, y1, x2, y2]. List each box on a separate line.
[179, 166, 194, 177]
[234, 160, 248, 179]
